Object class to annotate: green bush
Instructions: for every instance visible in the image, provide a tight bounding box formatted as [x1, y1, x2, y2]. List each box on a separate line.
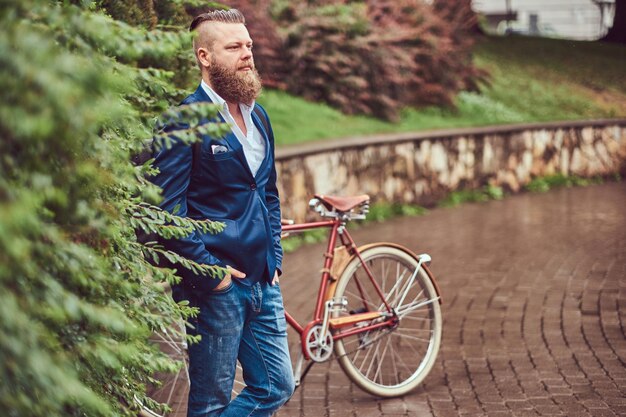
[0, 1, 224, 416]
[222, 0, 485, 121]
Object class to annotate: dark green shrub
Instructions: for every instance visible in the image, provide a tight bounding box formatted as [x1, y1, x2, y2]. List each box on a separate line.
[216, 0, 290, 88]
[221, 0, 486, 121]
[0, 1, 225, 416]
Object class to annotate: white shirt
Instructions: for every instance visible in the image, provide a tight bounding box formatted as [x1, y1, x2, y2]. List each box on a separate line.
[201, 80, 266, 177]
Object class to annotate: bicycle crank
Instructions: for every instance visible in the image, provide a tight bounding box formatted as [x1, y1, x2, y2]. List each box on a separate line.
[303, 324, 333, 362]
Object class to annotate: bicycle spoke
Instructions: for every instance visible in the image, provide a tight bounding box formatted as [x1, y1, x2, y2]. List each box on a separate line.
[165, 369, 183, 406]
[388, 334, 400, 385]
[376, 268, 410, 311]
[145, 319, 190, 417]
[390, 330, 433, 344]
[154, 333, 183, 352]
[396, 297, 439, 318]
[347, 329, 401, 385]
[389, 341, 416, 377]
[392, 281, 424, 309]
[358, 338, 376, 374]
[363, 334, 384, 379]
[381, 259, 388, 295]
[393, 326, 433, 336]
[334, 246, 442, 396]
[371, 334, 392, 384]
[344, 288, 378, 311]
[399, 315, 432, 321]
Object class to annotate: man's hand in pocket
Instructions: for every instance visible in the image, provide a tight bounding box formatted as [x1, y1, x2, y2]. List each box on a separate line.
[213, 265, 246, 291]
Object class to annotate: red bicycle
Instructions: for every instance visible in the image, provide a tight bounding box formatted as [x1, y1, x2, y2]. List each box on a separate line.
[237, 194, 442, 397]
[142, 194, 443, 415]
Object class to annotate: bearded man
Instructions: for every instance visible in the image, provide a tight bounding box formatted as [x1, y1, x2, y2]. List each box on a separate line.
[150, 9, 294, 417]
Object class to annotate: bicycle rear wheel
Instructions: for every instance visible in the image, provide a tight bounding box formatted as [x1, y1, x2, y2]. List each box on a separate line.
[333, 245, 442, 397]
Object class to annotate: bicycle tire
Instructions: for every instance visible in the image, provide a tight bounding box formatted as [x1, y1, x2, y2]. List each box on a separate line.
[333, 245, 442, 397]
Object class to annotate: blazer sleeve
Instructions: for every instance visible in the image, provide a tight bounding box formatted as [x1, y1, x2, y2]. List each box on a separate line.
[258, 106, 284, 275]
[150, 129, 226, 289]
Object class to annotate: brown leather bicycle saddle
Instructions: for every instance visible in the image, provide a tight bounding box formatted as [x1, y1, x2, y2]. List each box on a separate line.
[315, 194, 370, 212]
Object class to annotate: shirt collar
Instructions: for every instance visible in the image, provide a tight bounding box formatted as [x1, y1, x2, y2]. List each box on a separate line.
[201, 79, 227, 112]
[200, 79, 255, 116]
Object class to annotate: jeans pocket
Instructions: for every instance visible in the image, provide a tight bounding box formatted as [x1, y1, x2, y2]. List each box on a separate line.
[266, 285, 287, 332]
[210, 278, 234, 294]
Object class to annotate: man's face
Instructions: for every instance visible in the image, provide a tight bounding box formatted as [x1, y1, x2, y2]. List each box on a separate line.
[202, 22, 262, 104]
[210, 22, 254, 73]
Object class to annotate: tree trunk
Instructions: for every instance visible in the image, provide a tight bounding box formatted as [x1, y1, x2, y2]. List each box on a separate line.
[602, 0, 626, 43]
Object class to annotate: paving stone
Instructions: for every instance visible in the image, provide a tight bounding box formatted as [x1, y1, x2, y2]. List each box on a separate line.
[348, 409, 380, 417]
[528, 398, 555, 407]
[379, 399, 405, 415]
[429, 400, 456, 410]
[588, 410, 617, 417]
[506, 400, 534, 411]
[533, 405, 563, 415]
[432, 410, 458, 417]
[184, 182, 626, 417]
[482, 403, 508, 412]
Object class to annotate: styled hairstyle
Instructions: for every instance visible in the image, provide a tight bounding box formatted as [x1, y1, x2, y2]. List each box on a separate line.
[190, 9, 247, 69]
[189, 9, 246, 32]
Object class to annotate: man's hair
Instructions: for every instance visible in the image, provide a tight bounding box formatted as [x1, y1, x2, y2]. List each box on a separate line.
[189, 9, 246, 32]
[190, 9, 246, 69]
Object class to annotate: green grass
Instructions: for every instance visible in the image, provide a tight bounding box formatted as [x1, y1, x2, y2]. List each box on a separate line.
[258, 35, 626, 146]
[524, 173, 605, 193]
[438, 185, 504, 208]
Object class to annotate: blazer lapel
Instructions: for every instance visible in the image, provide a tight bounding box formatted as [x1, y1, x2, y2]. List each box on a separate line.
[251, 108, 271, 180]
[191, 84, 253, 179]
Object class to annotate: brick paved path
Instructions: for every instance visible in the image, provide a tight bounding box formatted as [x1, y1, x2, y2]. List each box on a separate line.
[275, 182, 626, 417]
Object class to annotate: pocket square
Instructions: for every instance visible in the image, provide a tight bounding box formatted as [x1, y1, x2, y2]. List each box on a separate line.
[211, 144, 229, 154]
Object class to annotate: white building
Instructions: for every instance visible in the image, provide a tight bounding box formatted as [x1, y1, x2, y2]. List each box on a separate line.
[472, 0, 616, 40]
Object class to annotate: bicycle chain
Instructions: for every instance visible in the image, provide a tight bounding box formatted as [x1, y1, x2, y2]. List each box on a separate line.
[332, 325, 397, 360]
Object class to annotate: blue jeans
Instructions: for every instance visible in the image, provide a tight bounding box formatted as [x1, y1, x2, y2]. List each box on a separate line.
[186, 279, 295, 417]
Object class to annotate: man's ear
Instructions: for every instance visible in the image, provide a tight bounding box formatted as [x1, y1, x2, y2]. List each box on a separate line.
[197, 47, 211, 68]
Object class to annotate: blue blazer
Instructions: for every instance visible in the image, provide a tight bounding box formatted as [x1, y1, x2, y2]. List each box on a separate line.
[151, 85, 283, 296]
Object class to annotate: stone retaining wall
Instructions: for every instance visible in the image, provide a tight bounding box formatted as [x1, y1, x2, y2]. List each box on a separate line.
[275, 119, 626, 222]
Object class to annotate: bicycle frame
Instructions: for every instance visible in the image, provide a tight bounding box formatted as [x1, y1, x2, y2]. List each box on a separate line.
[281, 219, 397, 354]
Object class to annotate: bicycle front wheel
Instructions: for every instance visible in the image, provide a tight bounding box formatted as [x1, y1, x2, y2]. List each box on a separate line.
[139, 320, 189, 417]
[333, 245, 442, 397]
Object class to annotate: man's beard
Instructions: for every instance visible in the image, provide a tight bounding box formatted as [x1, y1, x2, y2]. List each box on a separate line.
[208, 60, 262, 105]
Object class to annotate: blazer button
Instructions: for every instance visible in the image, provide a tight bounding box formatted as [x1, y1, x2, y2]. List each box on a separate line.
[250, 183, 257, 190]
